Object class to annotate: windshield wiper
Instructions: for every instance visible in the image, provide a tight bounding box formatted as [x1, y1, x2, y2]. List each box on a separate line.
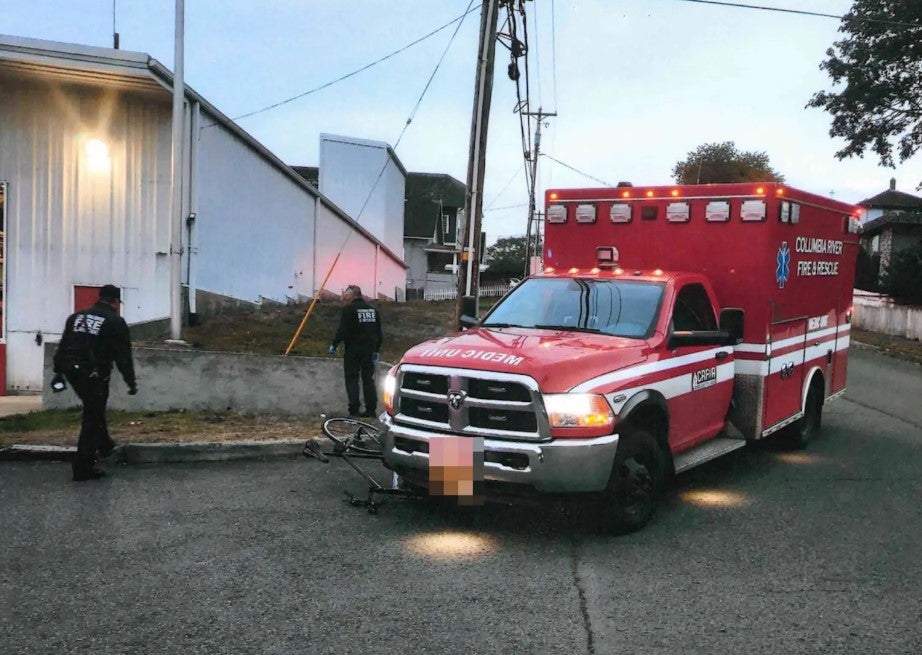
[534, 324, 601, 333]
[482, 322, 526, 328]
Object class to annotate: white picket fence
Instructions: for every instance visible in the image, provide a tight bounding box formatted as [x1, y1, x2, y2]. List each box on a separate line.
[852, 290, 922, 340]
[423, 283, 509, 301]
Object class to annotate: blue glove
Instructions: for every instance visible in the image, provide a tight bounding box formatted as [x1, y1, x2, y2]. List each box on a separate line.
[372, 352, 380, 364]
[328, 345, 336, 355]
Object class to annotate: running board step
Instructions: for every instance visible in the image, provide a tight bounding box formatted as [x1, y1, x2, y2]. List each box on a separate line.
[673, 437, 747, 474]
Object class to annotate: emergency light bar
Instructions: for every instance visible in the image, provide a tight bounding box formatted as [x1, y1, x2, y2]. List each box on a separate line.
[596, 246, 619, 268]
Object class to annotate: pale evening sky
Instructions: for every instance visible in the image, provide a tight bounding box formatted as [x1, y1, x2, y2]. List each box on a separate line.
[2, 0, 920, 244]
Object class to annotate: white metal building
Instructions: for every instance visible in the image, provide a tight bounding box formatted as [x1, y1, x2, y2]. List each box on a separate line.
[318, 134, 406, 260]
[0, 36, 406, 393]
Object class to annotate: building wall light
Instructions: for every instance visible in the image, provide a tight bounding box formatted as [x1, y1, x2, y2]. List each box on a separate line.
[86, 139, 111, 172]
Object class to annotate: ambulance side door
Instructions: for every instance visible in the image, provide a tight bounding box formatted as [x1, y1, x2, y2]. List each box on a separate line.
[666, 283, 735, 451]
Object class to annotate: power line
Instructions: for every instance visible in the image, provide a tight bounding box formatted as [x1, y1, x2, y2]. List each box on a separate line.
[485, 166, 524, 210]
[392, 0, 476, 150]
[541, 153, 613, 187]
[671, 0, 921, 29]
[230, 4, 481, 123]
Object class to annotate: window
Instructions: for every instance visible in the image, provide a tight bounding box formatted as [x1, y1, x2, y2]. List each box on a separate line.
[427, 251, 455, 274]
[482, 277, 664, 339]
[671, 284, 717, 332]
[441, 213, 456, 245]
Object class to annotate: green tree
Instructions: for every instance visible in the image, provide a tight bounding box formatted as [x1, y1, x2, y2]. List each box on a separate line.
[854, 244, 879, 291]
[808, 2, 922, 188]
[672, 141, 785, 185]
[881, 243, 922, 305]
[484, 235, 542, 277]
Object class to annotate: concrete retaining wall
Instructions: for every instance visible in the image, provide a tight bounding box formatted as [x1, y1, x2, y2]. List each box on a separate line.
[853, 292, 922, 341]
[42, 344, 386, 417]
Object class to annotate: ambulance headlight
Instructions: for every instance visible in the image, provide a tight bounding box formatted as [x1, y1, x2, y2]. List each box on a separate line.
[543, 393, 614, 429]
[383, 366, 398, 415]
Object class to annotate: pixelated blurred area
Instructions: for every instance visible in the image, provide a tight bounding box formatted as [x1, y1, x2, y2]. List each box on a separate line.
[429, 436, 484, 503]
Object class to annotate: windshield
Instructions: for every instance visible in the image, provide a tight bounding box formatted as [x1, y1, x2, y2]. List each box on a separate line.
[482, 277, 664, 338]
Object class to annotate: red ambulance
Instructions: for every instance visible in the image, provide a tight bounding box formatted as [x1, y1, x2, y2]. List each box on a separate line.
[381, 182, 860, 532]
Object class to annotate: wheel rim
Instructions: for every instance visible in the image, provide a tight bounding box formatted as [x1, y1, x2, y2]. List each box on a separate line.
[616, 457, 654, 515]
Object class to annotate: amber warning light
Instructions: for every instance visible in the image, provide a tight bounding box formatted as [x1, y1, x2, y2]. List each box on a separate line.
[597, 246, 619, 268]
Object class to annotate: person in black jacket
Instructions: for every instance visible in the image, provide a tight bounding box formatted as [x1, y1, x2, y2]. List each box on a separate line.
[51, 284, 138, 481]
[329, 284, 383, 418]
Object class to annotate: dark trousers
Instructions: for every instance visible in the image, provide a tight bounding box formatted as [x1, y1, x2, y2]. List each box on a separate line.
[66, 373, 113, 474]
[343, 350, 376, 415]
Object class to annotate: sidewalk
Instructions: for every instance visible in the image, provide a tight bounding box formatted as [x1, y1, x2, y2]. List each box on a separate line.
[0, 395, 42, 417]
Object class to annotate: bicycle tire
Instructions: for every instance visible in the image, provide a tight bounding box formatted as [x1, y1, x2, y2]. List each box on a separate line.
[322, 417, 383, 456]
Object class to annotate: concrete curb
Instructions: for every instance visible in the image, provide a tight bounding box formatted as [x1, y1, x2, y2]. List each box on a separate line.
[1, 438, 314, 464]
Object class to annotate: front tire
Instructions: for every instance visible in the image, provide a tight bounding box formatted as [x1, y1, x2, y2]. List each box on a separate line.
[598, 429, 665, 534]
[783, 382, 823, 450]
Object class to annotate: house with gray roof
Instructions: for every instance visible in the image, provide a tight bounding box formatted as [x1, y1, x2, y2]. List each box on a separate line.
[858, 179, 922, 283]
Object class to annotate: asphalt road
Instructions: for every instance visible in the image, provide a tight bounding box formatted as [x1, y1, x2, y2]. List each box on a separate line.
[1, 348, 920, 655]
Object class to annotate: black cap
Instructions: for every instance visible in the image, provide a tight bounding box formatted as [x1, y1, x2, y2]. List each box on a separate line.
[99, 284, 122, 303]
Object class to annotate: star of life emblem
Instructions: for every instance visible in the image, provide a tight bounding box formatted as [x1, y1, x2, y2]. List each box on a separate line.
[776, 242, 791, 289]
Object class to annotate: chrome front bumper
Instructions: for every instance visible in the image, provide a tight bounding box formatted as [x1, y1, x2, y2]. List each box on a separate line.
[380, 416, 620, 493]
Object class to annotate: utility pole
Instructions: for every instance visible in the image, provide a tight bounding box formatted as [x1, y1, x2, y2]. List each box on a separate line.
[169, 0, 185, 341]
[522, 107, 555, 278]
[456, 0, 500, 323]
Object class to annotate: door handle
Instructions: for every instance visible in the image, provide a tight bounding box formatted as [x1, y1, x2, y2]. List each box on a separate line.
[715, 351, 729, 361]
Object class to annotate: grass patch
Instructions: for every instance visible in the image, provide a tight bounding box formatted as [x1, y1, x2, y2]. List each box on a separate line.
[166, 298, 466, 363]
[851, 328, 922, 365]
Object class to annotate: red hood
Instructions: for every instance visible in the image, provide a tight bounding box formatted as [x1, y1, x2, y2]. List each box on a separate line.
[400, 327, 651, 392]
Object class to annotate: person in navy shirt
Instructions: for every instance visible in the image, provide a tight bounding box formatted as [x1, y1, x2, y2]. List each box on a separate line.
[52, 284, 137, 481]
[329, 284, 383, 417]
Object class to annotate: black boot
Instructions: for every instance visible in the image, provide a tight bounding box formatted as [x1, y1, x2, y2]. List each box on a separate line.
[73, 467, 106, 482]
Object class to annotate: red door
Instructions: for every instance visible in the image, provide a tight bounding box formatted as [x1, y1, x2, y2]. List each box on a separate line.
[763, 318, 806, 430]
[74, 286, 120, 315]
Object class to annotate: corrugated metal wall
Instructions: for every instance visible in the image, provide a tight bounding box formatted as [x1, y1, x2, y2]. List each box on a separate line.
[0, 62, 408, 392]
[0, 73, 172, 391]
[319, 135, 406, 259]
[195, 119, 317, 303]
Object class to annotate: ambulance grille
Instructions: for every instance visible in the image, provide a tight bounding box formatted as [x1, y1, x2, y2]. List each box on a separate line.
[394, 366, 548, 441]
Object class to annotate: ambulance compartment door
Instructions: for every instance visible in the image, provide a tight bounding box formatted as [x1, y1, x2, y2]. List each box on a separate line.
[763, 318, 806, 431]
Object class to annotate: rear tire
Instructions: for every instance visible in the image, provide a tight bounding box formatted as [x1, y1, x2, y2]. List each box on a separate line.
[783, 382, 823, 450]
[597, 428, 665, 534]
[322, 417, 382, 455]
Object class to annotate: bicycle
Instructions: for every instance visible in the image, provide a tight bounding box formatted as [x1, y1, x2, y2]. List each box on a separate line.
[320, 416, 383, 457]
[302, 414, 419, 513]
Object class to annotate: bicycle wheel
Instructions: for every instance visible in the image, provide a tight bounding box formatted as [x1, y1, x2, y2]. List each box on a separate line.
[322, 417, 382, 456]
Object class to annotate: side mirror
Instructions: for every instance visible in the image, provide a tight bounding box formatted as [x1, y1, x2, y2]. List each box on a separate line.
[668, 330, 725, 349]
[458, 295, 478, 330]
[719, 308, 744, 345]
